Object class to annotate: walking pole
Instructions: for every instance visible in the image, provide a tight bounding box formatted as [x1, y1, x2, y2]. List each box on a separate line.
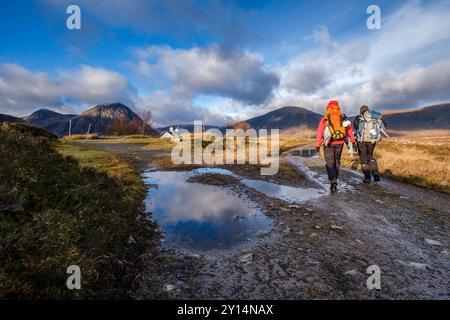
[69, 120, 72, 137]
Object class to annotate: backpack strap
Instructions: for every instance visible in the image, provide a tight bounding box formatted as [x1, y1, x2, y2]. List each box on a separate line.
[326, 114, 336, 132]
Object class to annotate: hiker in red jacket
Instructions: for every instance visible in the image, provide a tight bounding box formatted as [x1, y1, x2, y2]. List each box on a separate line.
[315, 100, 357, 192]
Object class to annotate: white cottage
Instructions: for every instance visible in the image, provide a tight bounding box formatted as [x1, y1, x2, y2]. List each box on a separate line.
[160, 132, 175, 139]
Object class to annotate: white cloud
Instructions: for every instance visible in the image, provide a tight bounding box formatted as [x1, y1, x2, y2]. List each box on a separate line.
[367, 1, 450, 74]
[282, 63, 330, 94]
[0, 64, 136, 116]
[136, 91, 233, 127]
[271, 26, 369, 114]
[132, 45, 279, 105]
[267, 1, 450, 116]
[128, 44, 279, 126]
[303, 25, 337, 51]
[354, 59, 450, 108]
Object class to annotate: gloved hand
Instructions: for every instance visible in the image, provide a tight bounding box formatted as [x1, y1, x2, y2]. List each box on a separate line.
[315, 146, 320, 153]
[352, 142, 358, 153]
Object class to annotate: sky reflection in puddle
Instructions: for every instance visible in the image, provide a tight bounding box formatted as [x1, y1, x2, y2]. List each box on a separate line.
[143, 167, 326, 252]
[143, 170, 271, 253]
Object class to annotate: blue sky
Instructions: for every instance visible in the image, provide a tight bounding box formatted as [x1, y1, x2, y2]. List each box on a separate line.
[1, 0, 449, 125]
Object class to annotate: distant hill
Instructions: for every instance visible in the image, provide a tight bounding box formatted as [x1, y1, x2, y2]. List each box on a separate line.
[23, 108, 76, 127]
[383, 104, 450, 130]
[0, 113, 26, 124]
[24, 103, 158, 136]
[23, 109, 76, 135]
[81, 103, 142, 120]
[66, 103, 144, 136]
[232, 106, 322, 131]
[225, 104, 450, 132]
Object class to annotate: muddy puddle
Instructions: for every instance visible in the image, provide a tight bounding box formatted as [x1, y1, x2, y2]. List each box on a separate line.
[143, 169, 272, 254]
[143, 167, 327, 254]
[194, 167, 326, 203]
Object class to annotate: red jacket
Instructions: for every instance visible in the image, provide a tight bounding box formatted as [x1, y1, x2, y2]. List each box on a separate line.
[315, 117, 355, 148]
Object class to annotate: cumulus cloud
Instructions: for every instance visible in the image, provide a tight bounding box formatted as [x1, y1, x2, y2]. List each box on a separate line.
[0, 64, 136, 116]
[60, 66, 137, 105]
[282, 63, 330, 94]
[132, 45, 279, 105]
[354, 59, 450, 108]
[277, 26, 369, 109]
[268, 1, 450, 116]
[128, 45, 279, 125]
[272, 57, 450, 117]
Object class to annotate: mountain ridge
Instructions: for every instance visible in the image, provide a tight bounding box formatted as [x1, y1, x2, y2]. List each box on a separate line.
[2, 102, 449, 135]
[225, 106, 323, 131]
[382, 103, 450, 130]
[234, 104, 450, 132]
[0, 113, 26, 124]
[24, 103, 153, 136]
[23, 108, 77, 129]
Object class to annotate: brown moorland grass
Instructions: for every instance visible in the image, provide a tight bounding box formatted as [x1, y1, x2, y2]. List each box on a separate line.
[150, 129, 314, 179]
[62, 134, 100, 140]
[153, 128, 449, 193]
[159, 127, 313, 161]
[279, 127, 315, 153]
[340, 130, 450, 193]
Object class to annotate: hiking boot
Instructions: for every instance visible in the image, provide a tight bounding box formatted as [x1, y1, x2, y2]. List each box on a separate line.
[362, 165, 371, 183]
[363, 171, 371, 183]
[373, 173, 381, 182]
[330, 182, 338, 193]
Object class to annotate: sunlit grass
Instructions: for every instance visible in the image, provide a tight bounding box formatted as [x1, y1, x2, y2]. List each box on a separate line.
[61, 134, 100, 140]
[341, 130, 450, 193]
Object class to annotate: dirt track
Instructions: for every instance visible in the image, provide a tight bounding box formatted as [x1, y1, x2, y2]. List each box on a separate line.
[79, 141, 450, 299]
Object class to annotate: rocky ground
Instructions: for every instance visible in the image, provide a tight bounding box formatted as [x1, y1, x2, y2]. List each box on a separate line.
[80, 141, 450, 300]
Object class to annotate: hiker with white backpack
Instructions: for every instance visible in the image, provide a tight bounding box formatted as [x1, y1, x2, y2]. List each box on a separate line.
[353, 105, 389, 183]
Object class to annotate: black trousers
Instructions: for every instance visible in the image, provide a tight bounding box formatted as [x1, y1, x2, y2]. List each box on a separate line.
[324, 144, 343, 183]
[358, 141, 379, 174]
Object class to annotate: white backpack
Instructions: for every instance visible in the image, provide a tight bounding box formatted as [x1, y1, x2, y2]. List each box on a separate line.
[358, 111, 387, 143]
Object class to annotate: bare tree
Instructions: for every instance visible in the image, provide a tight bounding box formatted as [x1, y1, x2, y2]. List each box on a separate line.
[106, 118, 142, 136]
[141, 110, 152, 135]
